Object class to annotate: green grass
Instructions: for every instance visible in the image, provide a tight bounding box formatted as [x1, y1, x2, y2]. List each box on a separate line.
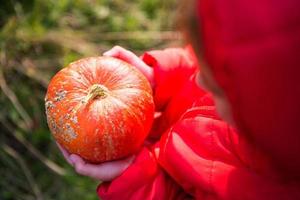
[0, 0, 179, 199]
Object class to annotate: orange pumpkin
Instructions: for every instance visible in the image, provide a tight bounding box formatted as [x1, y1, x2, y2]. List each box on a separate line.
[45, 56, 154, 163]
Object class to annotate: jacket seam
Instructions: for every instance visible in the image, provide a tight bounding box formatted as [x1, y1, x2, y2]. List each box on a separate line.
[208, 124, 216, 194]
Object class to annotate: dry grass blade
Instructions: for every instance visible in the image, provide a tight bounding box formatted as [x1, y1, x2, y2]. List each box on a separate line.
[17, 30, 99, 55]
[0, 69, 33, 130]
[0, 54, 33, 130]
[96, 31, 182, 40]
[2, 143, 44, 200]
[0, 119, 67, 176]
[17, 30, 182, 55]
[11, 59, 49, 89]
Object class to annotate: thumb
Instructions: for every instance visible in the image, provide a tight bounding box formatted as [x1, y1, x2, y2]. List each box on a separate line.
[69, 154, 135, 181]
[86, 155, 136, 181]
[103, 46, 154, 87]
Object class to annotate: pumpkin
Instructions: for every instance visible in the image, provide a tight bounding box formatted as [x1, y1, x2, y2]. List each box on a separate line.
[45, 56, 154, 163]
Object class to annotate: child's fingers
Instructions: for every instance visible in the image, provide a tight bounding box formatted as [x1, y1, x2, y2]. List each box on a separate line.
[56, 142, 73, 165]
[87, 156, 135, 181]
[103, 46, 141, 67]
[103, 46, 154, 87]
[103, 46, 133, 60]
[102, 45, 123, 57]
[70, 154, 135, 181]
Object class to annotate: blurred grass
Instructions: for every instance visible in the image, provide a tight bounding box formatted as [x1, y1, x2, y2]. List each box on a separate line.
[0, 0, 180, 199]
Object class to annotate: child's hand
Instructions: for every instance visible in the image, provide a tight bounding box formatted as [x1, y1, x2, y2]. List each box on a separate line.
[103, 46, 155, 88]
[56, 143, 135, 181]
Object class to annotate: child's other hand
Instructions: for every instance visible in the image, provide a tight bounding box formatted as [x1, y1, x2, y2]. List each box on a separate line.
[56, 143, 134, 181]
[103, 46, 155, 88]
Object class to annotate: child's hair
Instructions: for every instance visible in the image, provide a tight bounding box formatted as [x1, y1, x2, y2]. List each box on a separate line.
[177, 0, 202, 57]
[176, 0, 226, 96]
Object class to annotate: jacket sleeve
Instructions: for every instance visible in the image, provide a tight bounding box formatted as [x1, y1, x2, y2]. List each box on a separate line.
[141, 46, 200, 111]
[156, 107, 300, 200]
[141, 46, 209, 138]
[97, 147, 191, 200]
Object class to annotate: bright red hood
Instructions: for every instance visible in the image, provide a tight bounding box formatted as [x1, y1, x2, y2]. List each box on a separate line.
[197, 0, 300, 178]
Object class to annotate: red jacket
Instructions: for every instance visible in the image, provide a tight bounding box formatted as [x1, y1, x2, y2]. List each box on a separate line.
[96, 47, 300, 199]
[97, 0, 300, 198]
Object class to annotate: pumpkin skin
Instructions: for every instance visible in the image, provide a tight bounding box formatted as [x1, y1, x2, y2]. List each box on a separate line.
[45, 56, 154, 163]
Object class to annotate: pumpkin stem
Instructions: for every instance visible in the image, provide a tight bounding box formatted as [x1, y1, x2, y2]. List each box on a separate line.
[85, 84, 109, 103]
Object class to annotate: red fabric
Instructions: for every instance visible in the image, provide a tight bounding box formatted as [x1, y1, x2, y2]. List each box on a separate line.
[141, 46, 199, 111]
[141, 47, 207, 139]
[98, 147, 189, 200]
[198, 0, 300, 178]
